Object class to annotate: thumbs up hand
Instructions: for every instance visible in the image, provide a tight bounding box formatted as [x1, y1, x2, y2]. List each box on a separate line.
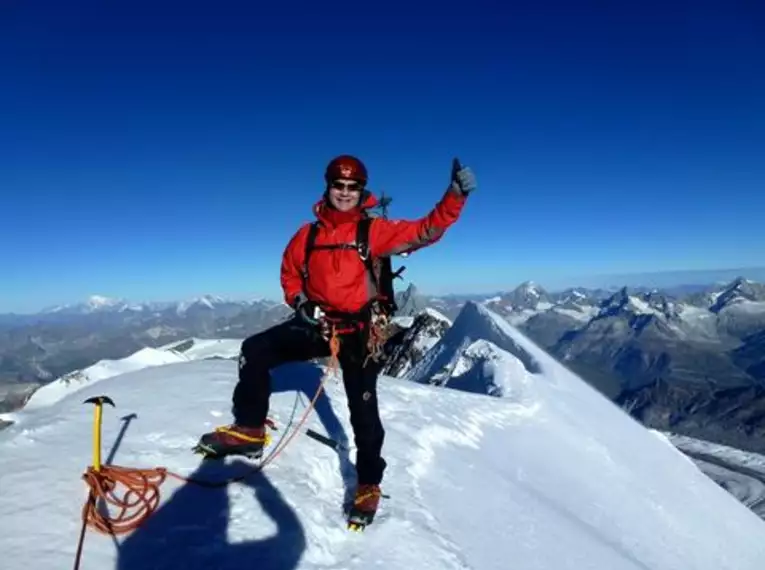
[451, 158, 477, 196]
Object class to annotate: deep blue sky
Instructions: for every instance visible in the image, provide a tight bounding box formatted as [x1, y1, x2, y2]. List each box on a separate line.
[2, 0, 764, 312]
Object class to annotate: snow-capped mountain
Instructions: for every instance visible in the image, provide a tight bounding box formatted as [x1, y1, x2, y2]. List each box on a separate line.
[478, 277, 765, 389]
[686, 277, 765, 312]
[41, 294, 269, 317]
[483, 280, 554, 317]
[404, 301, 542, 395]
[483, 277, 765, 340]
[2, 311, 764, 569]
[382, 308, 452, 378]
[42, 295, 145, 314]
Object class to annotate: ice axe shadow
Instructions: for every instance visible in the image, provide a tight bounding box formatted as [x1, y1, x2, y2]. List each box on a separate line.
[106, 413, 138, 466]
[100, 412, 138, 550]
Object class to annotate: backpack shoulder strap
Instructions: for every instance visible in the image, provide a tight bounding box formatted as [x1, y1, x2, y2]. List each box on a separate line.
[356, 216, 401, 315]
[356, 217, 373, 264]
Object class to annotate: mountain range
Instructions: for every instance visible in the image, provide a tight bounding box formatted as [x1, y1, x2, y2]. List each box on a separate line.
[394, 276, 765, 454]
[0, 294, 291, 411]
[1, 276, 764, 456]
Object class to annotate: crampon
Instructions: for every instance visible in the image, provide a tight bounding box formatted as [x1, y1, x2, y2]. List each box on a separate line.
[191, 419, 277, 461]
[346, 484, 387, 532]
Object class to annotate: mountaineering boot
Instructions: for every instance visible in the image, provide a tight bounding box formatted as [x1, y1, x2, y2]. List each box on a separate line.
[193, 424, 269, 460]
[347, 483, 382, 531]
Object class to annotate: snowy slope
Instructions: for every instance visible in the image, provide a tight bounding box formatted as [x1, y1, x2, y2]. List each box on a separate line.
[1, 322, 765, 569]
[1, 339, 243, 421]
[161, 337, 243, 360]
[18, 347, 187, 411]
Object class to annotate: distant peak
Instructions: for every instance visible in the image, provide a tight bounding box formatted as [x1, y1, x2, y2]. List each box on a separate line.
[728, 276, 755, 290]
[87, 295, 121, 306]
[518, 280, 541, 291]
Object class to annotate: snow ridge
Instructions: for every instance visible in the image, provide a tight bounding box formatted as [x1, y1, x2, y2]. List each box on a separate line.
[3, 338, 243, 420]
[404, 301, 542, 394]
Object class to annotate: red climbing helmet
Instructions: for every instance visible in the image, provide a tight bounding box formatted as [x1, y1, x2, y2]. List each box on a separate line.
[324, 155, 368, 185]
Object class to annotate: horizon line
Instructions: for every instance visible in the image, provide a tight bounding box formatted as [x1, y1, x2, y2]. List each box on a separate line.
[5, 265, 764, 316]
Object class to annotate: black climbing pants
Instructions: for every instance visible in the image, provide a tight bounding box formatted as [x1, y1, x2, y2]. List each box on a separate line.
[232, 315, 387, 485]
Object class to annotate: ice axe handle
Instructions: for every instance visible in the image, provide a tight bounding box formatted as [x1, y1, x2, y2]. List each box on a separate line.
[83, 395, 115, 472]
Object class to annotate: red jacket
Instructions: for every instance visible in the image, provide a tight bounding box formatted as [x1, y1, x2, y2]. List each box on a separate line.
[280, 186, 467, 314]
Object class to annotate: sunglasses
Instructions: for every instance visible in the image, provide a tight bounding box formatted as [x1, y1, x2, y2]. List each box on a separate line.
[330, 180, 363, 192]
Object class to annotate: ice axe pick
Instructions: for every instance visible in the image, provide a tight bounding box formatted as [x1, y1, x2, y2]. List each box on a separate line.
[83, 395, 115, 472]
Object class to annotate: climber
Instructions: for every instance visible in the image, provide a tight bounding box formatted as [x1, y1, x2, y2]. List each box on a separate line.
[195, 154, 477, 524]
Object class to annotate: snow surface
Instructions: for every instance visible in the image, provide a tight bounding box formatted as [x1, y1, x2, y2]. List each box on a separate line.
[722, 299, 765, 314]
[675, 305, 719, 339]
[162, 337, 243, 361]
[423, 306, 452, 323]
[18, 347, 187, 411]
[1, 339, 243, 422]
[627, 296, 663, 316]
[1, 307, 764, 569]
[553, 304, 600, 322]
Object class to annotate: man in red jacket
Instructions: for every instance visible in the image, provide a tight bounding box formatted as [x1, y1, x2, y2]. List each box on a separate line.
[195, 154, 476, 525]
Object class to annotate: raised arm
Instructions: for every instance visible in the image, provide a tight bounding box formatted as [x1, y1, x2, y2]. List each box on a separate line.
[369, 158, 476, 257]
[369, 186, 467, 257]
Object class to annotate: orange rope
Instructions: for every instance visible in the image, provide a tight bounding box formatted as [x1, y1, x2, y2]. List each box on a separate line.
[72, 327, 342, 570]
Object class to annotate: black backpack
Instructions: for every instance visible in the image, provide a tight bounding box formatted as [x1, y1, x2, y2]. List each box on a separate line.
[301, 215, 406, 317]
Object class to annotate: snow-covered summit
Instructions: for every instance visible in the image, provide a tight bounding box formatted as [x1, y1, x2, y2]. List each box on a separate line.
[1, 312, 764, 569]
[405, 301, 543, 395]
[484, 280, 553, 316]
[709, 277, 765, 313]
[596, 287, 680, 320]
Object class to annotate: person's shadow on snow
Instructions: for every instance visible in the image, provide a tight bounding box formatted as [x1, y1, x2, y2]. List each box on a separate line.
[116, 360, 354, 570]
[270, 361, 357, 503]
[116, 459, 305, 570]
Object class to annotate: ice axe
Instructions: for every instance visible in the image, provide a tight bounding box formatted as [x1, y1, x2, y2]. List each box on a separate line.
[83, 395, 115, 472]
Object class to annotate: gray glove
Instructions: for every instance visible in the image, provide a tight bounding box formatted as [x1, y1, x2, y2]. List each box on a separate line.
[451, 158, 477, 196]
[292, 294, 324, 326]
